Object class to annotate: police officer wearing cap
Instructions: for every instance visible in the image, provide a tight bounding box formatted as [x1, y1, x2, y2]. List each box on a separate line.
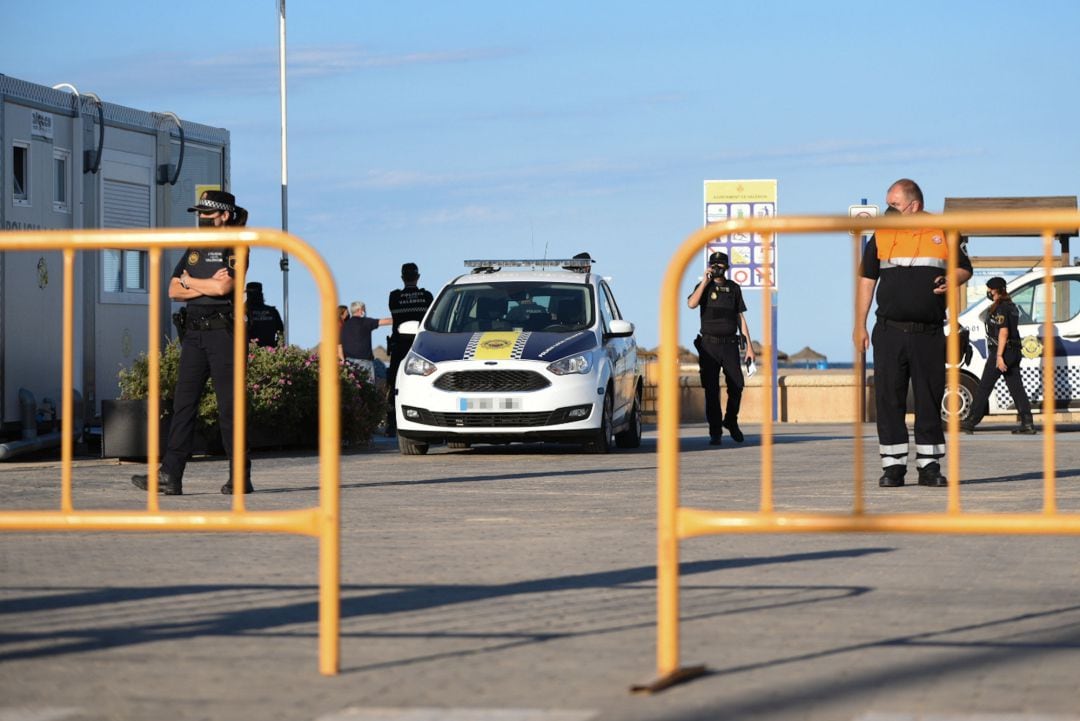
[961, 277, 1036, 435]
[856, 179, 972, 488]
[132, 189, 252, 496]
[688, 251, 755, 445]
[385, 262, 433, 435]
[245, 281, 284, 348]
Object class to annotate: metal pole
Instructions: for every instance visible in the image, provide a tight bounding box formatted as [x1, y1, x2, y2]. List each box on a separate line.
[278, 0, 290, 344]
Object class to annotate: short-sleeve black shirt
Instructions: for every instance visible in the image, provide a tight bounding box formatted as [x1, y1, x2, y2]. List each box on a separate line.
[691, 279, 746, 337]
[986, 300, 1020, 347]
[171, 247, 236, 308]
[860, 236, 973, 324]
[340, 316, 381, 360]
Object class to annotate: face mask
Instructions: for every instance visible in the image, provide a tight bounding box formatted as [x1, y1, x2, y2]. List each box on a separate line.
[883, 206, 901, 216]
[986, 291, 994, 301]
[198, 216, 216, 228]
[710, 265, 727, 277]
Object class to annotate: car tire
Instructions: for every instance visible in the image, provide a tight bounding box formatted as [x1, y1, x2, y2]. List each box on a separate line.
[398, 435, 430, 455]
[447, 441, 471, 449]
[614, 390, 642, 449]
[585, 392, 614, 454]
[941, 374, 979, 421]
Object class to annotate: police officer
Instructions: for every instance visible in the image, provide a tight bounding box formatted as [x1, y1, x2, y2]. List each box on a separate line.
[132, 189, 251, 496]
[385, 262, 433, 436]
[245, 281, 284, 348]
[688, 251, 755, 445]
[855, 178, 972, 488]
[961, 277, 1036, 435]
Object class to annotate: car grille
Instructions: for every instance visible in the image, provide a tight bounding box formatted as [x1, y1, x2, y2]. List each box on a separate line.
[401, 404, 591, 428]
[428, 411, 554, 427]
[433, 370, 550, 393]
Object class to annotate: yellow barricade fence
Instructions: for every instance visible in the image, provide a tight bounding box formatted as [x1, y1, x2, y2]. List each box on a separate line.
[0, 228, 342, 676]
[640, 210, 1080, 693]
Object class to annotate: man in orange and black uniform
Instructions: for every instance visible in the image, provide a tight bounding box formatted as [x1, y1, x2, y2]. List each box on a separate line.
[855, 179, 972, 487]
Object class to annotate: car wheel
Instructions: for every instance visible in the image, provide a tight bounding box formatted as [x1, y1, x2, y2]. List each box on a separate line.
[615, 389, 642, 449]
[447, 441, 471, 449]
[398, 435, 430, 455]
[941, 374, 979, 421]
[586, 392, 614, 454]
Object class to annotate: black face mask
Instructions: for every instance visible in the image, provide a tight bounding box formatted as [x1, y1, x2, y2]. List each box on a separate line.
[710, 265, 727, 277]
[986, 291, 995, 301]
[198, 216, 216, 228]
[883, 205, 901, 216]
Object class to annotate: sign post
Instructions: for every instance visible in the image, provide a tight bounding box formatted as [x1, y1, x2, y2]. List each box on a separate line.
[848, 200, 878, 423]
[703, 179, 779, 421]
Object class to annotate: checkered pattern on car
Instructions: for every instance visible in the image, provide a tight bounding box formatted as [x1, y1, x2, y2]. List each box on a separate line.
[994, 365, 1079, 408]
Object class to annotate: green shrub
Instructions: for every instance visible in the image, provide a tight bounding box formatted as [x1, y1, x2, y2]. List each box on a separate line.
[118, 340, 385, 447]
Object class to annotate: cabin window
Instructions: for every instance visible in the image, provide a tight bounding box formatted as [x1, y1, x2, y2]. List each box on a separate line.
[13, 141, 30, 206]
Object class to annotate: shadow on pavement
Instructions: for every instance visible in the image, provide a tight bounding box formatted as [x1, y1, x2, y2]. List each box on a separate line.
[0, 547, 892, 665]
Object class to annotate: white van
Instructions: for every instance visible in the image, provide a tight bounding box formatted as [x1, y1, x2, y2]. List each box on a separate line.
[946, 266, 1080, 419]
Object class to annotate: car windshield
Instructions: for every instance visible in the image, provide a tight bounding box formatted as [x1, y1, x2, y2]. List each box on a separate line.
[425, 281, 594, 333]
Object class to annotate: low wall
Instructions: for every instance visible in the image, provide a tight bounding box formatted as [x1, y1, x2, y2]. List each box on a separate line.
[642, 362, 874, 424]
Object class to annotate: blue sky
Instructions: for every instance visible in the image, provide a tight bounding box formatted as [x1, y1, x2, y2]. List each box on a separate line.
[6, 1, 1080, 361]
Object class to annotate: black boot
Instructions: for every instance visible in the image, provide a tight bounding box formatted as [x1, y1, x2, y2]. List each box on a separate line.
[221, 461, 254, 495]
[132, 470, 182, 495]
[959, 419, 976, 435]
[917, 461, 948, 487]
[1012, 414, 1037, 435]
[878, 466, 906, 487]
[722, 417, 745, 443]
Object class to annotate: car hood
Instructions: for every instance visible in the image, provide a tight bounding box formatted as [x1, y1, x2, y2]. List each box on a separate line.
[411, 330, 598, 363]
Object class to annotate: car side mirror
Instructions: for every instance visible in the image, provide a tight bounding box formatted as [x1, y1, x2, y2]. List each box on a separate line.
[397, 320, 420, 335]
[605, 319, 634, 338]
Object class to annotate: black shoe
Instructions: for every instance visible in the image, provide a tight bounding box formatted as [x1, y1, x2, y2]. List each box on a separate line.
[722, 418, 745, 443]
[132, 471, 182, 495]
[1012, 423, 1037, 435]
[221, 480, 254, 495]
[708, 435, 723, 446]
[878, 467, 906, 487]
[959, 421, 975, 435]
[917, 462, 948, 487]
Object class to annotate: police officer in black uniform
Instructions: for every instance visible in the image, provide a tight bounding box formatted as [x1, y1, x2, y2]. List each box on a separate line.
[385, 262, 433, 436]
[688, 251, 755, 445]
[961, 276, 1036, 435]
[245, 281, 284, 348]
[856, 179, 972, 488]
[132, 189, 251, 495]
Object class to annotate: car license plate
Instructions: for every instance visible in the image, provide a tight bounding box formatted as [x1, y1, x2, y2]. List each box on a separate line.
[459, 397, 522, 411]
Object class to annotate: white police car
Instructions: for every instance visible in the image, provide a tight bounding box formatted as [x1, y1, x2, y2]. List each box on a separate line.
[946, 266, 1080, 419]
[393, 258, 642, 454]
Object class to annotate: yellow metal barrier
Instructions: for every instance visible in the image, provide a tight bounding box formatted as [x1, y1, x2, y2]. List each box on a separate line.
[0, 228, 341, 676]
[639, 210, 1080, 693]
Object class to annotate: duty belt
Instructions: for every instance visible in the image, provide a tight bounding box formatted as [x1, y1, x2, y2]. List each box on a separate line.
[989, 339, 1022, 348]
[698, 333, 741, 344]
[187, 311, 233, 331]
[881, 319, 942, 335]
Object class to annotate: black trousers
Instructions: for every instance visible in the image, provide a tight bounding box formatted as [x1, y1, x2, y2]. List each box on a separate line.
[695, 335, 743, 437]
[872, 321, 945, 471]
[386, 335, 414, 429]
[968, 346, 1032, 425]
[161, 327, 246, 479]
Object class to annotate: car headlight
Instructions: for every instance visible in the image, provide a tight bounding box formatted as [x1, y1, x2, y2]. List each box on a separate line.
[403, 352, 437, 376]
[547, 351, 594, 376]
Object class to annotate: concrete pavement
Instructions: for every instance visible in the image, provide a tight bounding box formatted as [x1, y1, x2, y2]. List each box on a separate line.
[1, 423, 1078, 720]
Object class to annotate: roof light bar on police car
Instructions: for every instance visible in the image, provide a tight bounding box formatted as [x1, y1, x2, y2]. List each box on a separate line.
[464, 258, 593, 269]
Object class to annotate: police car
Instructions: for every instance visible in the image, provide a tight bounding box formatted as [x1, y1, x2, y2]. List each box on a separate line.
[946, 266, 1080, 419]
[393, 258, 642, 454]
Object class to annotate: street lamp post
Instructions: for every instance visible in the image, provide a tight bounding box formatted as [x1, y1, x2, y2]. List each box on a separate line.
[278, 0, 290, 343]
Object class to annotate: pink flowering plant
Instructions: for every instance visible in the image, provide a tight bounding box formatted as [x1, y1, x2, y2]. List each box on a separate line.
[118, 339, 385, 447]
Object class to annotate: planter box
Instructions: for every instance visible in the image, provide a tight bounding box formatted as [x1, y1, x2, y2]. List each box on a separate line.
[101, 399, 170, 459]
